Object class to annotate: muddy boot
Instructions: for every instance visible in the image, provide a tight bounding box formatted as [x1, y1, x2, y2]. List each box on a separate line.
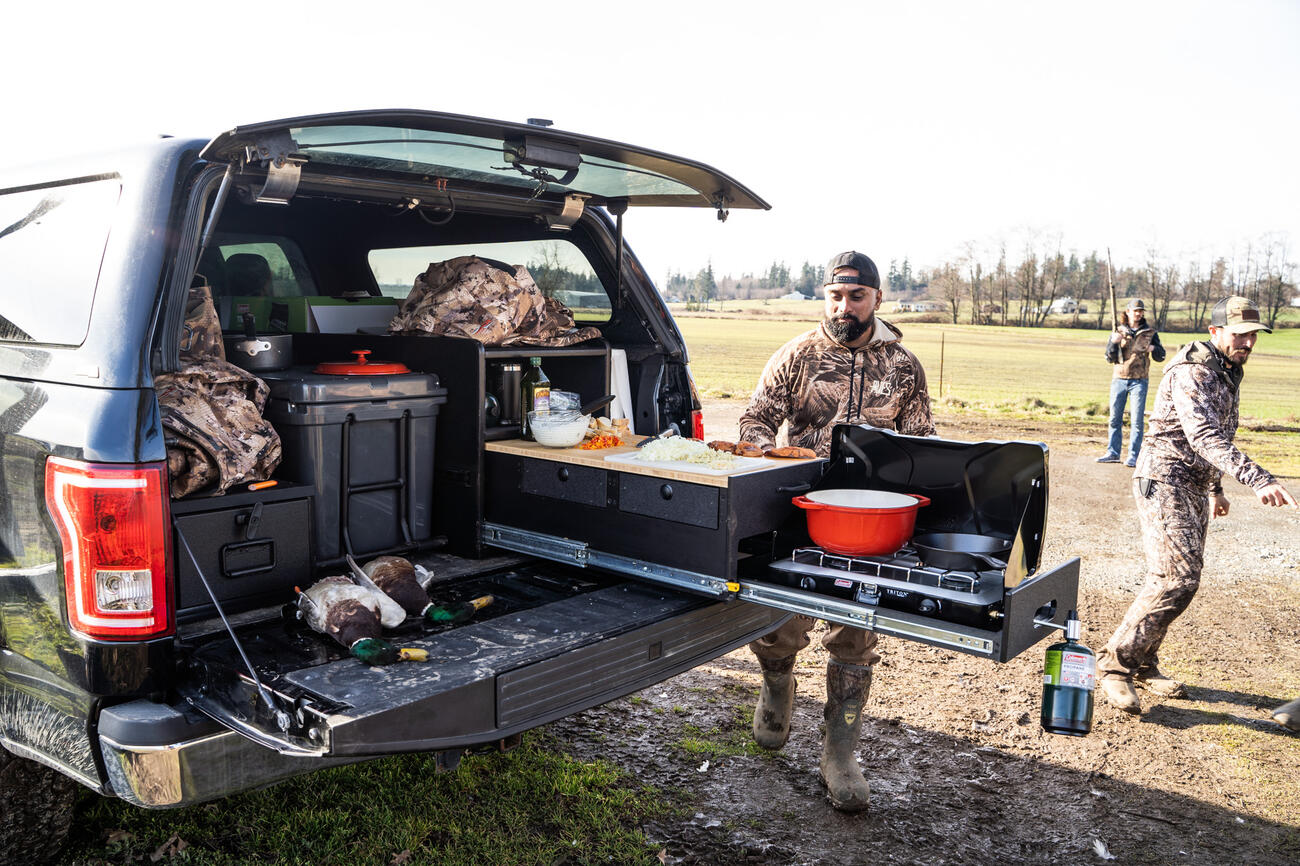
[752, 654, 797, 750]
[819, 661, 872, 813]
[1272, 697, 1300, 734]
[1100, 676, 1142, 714]
[1133, 666, 1186, 698]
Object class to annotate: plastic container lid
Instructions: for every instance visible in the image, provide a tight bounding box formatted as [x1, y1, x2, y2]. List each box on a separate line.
[313, 349, 411, 376]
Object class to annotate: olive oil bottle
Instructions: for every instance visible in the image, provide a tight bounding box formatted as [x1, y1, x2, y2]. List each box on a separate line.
[1040, 610, 1095, 737]
[519, 356, 550, 441]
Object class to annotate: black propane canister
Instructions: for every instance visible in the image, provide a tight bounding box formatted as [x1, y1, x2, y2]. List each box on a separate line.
[1040, 610, 1095, 737]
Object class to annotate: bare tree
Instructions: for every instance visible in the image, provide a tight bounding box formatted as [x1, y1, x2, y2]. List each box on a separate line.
[1255, 235, 1295, 329]
[930, 263, 964, 323]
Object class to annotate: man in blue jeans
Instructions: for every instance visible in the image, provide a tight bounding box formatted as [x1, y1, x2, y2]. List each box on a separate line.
[1098, 299, 1165, 467]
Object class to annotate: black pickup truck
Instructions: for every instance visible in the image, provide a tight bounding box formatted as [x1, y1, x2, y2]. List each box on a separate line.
[0, 111, 796, 862]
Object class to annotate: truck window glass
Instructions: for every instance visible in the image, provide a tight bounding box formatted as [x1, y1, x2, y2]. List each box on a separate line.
[369, 240, 611, 323]
[0, 179, 120, 345]
[200, 237, 315, 301]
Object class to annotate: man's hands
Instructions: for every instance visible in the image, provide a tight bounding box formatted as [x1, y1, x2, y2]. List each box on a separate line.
[1212, 493, 1230, 518]
[1256, 481, 1299, 509]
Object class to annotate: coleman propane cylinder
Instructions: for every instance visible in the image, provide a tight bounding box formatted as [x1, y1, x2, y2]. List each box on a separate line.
[1040, 610, 1095, 736]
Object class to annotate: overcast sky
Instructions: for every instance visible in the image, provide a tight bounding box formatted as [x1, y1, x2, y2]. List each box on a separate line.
[6, 1, 1297, 283]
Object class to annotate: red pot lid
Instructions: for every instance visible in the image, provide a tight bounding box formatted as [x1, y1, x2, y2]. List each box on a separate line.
[313, 349, 411, 375]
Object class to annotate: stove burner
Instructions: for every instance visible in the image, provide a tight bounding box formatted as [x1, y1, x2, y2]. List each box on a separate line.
[789, 546, 981, 593]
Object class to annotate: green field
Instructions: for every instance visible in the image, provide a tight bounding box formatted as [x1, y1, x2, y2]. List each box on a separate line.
[676, 311, 1300, 476]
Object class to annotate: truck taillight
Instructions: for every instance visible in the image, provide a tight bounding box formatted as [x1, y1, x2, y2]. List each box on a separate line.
[44, 458, 174, 640]
[685, 367, 706, 441]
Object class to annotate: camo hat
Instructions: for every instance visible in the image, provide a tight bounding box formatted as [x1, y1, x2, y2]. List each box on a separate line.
[1210, 296, 1272, 335]
[824, 251, 881, 289]
[1126, 298, 1145, 310]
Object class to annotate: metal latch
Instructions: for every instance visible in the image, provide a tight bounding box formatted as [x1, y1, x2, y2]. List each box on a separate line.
[243, 132, 305, 205]
[546, 193, 589, 231]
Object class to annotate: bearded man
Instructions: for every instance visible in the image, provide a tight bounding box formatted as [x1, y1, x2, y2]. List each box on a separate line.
[738, 250, 935, 812]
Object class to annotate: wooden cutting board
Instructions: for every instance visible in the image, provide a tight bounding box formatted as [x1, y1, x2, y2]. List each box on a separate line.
[484, 438, 819, 488]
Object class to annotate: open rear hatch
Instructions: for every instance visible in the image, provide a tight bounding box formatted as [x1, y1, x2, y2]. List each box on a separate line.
[199, 109, 770, 216]
[176, 553, 784, 757]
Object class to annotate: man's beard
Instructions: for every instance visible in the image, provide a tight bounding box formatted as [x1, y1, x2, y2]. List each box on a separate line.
[825, 314, 872, 343]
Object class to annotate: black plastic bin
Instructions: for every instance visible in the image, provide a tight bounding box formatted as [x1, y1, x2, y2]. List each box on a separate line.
[261, 367, 447, 565]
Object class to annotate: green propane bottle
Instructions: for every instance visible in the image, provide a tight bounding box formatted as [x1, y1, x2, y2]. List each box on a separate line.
[1040, 610, 1095, 737]
[519, 356, 550, 441]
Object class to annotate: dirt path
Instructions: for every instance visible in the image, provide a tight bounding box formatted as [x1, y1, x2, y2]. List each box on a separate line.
[548, 402, 1300, 865]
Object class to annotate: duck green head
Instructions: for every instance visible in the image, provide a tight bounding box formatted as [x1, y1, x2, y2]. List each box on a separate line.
[349, 637, 400, 666]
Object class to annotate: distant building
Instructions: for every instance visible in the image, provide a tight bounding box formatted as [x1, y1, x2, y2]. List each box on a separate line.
[893, 300, 946, 313]
[780, 291, 812, 300]
[1047, 297, 1080, 314]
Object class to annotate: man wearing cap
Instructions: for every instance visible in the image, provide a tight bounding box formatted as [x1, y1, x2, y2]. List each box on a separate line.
[1097, 296, 1298, 714]
[1097, 299, 1165, 467]
[738, 251, 935, 812]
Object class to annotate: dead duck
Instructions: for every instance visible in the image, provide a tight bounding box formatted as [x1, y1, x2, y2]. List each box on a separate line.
[297, 576, 427, 666]
[360, 555, 495, 625]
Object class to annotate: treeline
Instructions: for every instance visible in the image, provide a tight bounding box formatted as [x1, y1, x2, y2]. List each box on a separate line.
[667, 235, 1296, 330]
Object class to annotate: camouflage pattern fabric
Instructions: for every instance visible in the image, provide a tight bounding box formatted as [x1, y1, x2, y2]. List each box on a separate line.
[157, 361, 281, 498]
[739, 317, 935, 458]
[1098, 479, 1208, 678]
[1105, 323, 1165, 379]
[1135, 341, 1275, 493]
[158, 282, 281, 498]
[178, 281, 226, 364]
[387, 255, 603, 348]
[749, 614, 882, 667]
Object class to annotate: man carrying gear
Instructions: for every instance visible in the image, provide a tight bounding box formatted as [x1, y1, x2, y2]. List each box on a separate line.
[738, 250, 935, 812]
[1097, 298, 1165, 467]
[1097, 296, 1298, 714]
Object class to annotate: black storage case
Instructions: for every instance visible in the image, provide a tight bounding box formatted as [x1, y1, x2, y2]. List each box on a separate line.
[261, 367, 447, 566]
[170, 482, 315, 619]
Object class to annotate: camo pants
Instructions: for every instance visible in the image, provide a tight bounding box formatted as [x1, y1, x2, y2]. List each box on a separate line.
[1098, 479, 1209, 679]
[750, 615, 882, 667]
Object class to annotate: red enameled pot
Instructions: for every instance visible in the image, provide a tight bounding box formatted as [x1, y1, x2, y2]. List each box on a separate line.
[792, 489, 932, 556]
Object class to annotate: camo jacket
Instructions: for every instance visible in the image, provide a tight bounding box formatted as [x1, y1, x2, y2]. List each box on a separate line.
[739, 318, 935, 458]
[1105, 323, 1165, 379]
[388, 255, 602, 347]
[1133, 340, 1275, 494]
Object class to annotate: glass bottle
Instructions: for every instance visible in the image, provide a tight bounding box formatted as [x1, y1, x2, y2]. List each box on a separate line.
[519, 356, 550, 441]
[1040, 610, 1095, 737]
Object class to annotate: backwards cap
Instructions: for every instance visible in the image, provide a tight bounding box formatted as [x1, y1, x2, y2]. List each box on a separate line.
[824, 251, 881, 289]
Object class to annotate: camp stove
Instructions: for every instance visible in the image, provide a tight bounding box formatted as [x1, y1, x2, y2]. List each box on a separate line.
[768, 545, 1004, 628]
[734, 424, 1081, 662]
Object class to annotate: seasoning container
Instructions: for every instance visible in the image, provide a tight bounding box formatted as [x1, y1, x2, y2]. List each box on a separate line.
[519, 357, 550, 441]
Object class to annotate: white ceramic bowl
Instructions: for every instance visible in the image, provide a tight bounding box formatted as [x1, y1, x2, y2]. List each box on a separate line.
[528, 411, 590, 447]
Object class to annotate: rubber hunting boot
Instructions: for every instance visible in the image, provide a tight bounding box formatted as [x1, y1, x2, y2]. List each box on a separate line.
[819, 661, 872, 812]
[1133, 666, 1186, 698]
[1099, 676, 1141, 714]
[752, 654, 797, 750]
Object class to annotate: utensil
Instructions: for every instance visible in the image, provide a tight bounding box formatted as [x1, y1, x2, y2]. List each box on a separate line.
[911, 532, 1011, 571]
[636, 429, 677, 448]
[224, 312, 292, 371]
[793, 489, 931, 556]
[580, 394, 616, 415]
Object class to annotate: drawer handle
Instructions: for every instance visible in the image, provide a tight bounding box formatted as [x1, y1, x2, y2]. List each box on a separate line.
[557, 467, 570, 482]
[660, 484, 673, 500]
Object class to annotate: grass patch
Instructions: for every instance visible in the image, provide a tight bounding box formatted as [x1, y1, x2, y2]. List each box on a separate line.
[678, 316, 1300, 475]
[62, 734, 671, 866]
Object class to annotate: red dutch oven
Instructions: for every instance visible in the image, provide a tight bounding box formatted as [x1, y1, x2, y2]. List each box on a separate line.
[792, 489, 932, 556]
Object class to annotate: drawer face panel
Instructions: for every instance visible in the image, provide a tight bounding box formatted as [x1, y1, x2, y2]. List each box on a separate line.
[617, 475, 719, 529]
[520, 460, 608, 508]
[174, 498, 312, 612]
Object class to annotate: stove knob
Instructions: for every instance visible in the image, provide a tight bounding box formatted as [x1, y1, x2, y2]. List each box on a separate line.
[800, 577, 817, 591]
[917, 598, 940, 616]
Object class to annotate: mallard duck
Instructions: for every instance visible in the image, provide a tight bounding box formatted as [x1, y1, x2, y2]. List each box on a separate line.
[297, 576, 427, 666]
[361, 555, 496, 625]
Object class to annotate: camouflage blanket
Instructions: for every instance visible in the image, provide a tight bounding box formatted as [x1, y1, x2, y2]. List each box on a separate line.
[387, 255, 602, 347]
[158, 282, 281, 498]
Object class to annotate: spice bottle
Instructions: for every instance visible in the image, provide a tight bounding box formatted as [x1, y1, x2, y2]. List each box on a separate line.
[519, 356, 550, 441]
[1040, 610, 1095, 737]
